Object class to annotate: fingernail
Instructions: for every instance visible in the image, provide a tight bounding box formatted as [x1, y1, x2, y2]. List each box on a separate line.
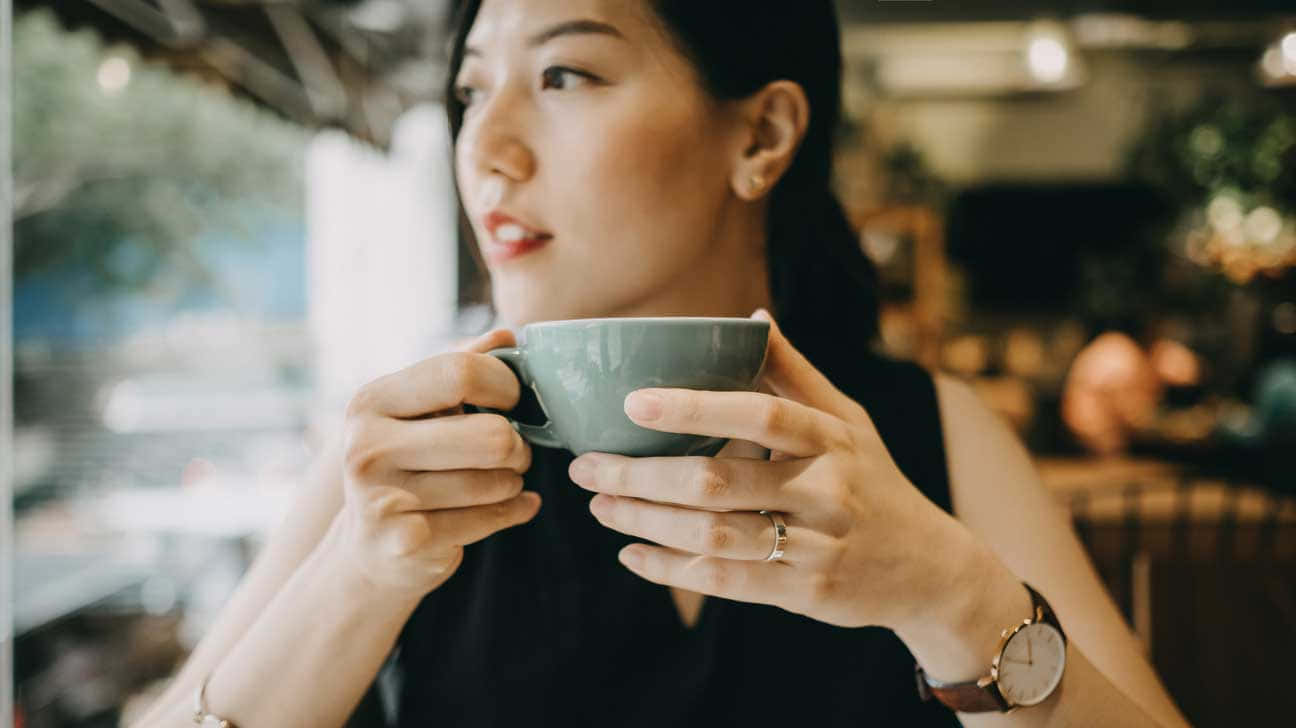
[625, 391, 663, 421]
[618, 546, 643, 568]
[589, 494, 612, 517]
[752, 308, 771, 321]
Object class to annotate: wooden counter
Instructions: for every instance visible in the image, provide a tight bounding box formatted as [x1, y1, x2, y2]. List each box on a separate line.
[1033, 456, 1295, 726]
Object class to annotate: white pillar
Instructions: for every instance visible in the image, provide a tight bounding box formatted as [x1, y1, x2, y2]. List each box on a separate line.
[306, 104, 458, 430]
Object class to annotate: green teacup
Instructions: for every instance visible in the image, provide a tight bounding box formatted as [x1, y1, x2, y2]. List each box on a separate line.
[479, 317, 770, 456]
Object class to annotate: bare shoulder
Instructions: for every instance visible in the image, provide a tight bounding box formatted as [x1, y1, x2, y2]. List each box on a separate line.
[930, 373, 1062, 522]
[931, 373, 1189, 726]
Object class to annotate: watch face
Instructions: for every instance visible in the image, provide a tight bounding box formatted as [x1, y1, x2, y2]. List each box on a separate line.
[996, 622, 1066, 707]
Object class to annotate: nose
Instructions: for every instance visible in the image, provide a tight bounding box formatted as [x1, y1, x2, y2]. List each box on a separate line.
[461, 88, 536, 185]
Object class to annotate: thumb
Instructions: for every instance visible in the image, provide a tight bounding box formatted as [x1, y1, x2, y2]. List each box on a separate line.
[751, 308, 870, 426]
[455, 328, 518, 354]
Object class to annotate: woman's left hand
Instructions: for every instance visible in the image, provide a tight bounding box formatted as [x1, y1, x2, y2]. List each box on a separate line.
[568, 309, 980, 631]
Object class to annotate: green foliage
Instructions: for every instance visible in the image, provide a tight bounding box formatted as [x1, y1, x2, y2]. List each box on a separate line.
[1125, 94, 1296, 215]
[1120, 93, 1296, 323]
[13, 9, 308, 293]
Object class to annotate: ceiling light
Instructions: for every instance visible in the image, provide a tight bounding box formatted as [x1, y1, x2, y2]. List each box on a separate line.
[1026, 35, 1070, 83]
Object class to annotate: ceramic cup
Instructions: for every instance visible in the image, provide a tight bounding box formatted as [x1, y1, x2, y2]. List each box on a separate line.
[476, 317, 770, 456]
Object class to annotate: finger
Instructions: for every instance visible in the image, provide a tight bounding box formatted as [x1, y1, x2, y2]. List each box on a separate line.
[423, 491, 541, 546]
[355, 413, 531, 473]
[569, 453, 806, 512]
[624, 388, 849, 457]
[352, 347, 521, 419]
[455, 327, 517, 354]
[750, 309, 872, 427]
[615, 544, 795, 608]
[589, 495, 833, 565]
[393, 469, 524, 511]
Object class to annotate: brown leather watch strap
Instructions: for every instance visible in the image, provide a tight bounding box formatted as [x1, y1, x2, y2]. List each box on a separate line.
[915, 665, 1011, 713]
[1028, 583, 1065, 641]
[914, 583, 1065, 713]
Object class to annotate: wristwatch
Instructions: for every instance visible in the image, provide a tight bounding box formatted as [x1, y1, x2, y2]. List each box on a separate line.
[915, 583, 1067, 713]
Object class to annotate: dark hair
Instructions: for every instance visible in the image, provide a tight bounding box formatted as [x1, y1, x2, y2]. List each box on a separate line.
[445, 0, 879, 376]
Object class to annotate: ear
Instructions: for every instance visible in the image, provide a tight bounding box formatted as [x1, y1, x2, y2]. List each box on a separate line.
[729, 80, 810, 201]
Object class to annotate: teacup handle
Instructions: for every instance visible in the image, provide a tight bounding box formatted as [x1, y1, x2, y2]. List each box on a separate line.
[474, 347, 565, 450]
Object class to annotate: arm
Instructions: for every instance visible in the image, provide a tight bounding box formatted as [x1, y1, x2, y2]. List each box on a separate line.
[134, 330, 530, 727]
[135, 512, 427, 727]
[568, 312, 1189, 726]
[910, 374, 1190, 727]
[132, 435, 347, 726]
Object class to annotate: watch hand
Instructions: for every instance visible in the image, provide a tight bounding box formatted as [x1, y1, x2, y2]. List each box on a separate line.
[1027, 635, 1033, 665]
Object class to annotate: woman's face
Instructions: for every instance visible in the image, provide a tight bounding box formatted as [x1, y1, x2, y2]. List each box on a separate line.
[453, 0, 763, 325]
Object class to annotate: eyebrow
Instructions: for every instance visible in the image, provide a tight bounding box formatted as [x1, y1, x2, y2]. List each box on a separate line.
[464, 19, 624, 57]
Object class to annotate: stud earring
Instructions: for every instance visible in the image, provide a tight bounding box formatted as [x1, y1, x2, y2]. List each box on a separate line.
[748, 173, 766, 194]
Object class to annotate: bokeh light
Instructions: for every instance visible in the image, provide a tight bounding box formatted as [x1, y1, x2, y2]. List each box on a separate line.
[1026, 35, 1070, 83]
[1282, 31, 1296, 67]
[96, 55, 131, 94]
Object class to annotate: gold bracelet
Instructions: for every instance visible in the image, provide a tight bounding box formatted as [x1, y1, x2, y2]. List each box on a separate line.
[192, 673, 238, 728]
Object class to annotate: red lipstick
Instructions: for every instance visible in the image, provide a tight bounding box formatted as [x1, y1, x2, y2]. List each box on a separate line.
[481, 210, 552, 263]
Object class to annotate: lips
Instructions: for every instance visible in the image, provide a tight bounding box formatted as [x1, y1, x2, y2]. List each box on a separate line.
[482, 210, 552, 262]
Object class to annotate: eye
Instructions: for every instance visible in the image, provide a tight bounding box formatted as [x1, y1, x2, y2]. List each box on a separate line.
[540, 66, 597, 91]
[453, 82, 478, 107]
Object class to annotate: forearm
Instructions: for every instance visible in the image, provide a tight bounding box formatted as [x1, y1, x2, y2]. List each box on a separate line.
[135, 447, 348, 727]
[959, 645, 1161, 728]
[137, 517, 425, 728]
[895, 532, 1186, 728]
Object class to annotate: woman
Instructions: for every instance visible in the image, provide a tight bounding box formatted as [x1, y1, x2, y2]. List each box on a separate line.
[139, 1, 1190, 726]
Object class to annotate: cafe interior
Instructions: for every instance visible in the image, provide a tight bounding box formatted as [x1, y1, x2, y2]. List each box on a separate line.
[9, 0, 1296, 726]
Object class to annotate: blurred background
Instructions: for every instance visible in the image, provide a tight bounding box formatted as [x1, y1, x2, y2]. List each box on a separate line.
[6, 1, 1295, 726]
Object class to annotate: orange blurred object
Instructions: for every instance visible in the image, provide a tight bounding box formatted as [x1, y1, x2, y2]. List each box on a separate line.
[1149, 338, 1203, 388]
[1061, 332, 1164, 456]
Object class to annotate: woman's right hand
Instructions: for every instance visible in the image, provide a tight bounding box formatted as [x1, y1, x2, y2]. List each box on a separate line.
[334, 328, 541, 598]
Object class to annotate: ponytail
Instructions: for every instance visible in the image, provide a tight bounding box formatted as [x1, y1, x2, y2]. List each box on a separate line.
[652, 0, 879, 373]
[767, 183, 880, 382]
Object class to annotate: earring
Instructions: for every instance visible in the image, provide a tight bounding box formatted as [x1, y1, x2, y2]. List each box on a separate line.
[747, 173, 766, 194]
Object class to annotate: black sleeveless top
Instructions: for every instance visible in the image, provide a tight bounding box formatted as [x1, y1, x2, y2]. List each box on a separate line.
[386, 352, 960, 727]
